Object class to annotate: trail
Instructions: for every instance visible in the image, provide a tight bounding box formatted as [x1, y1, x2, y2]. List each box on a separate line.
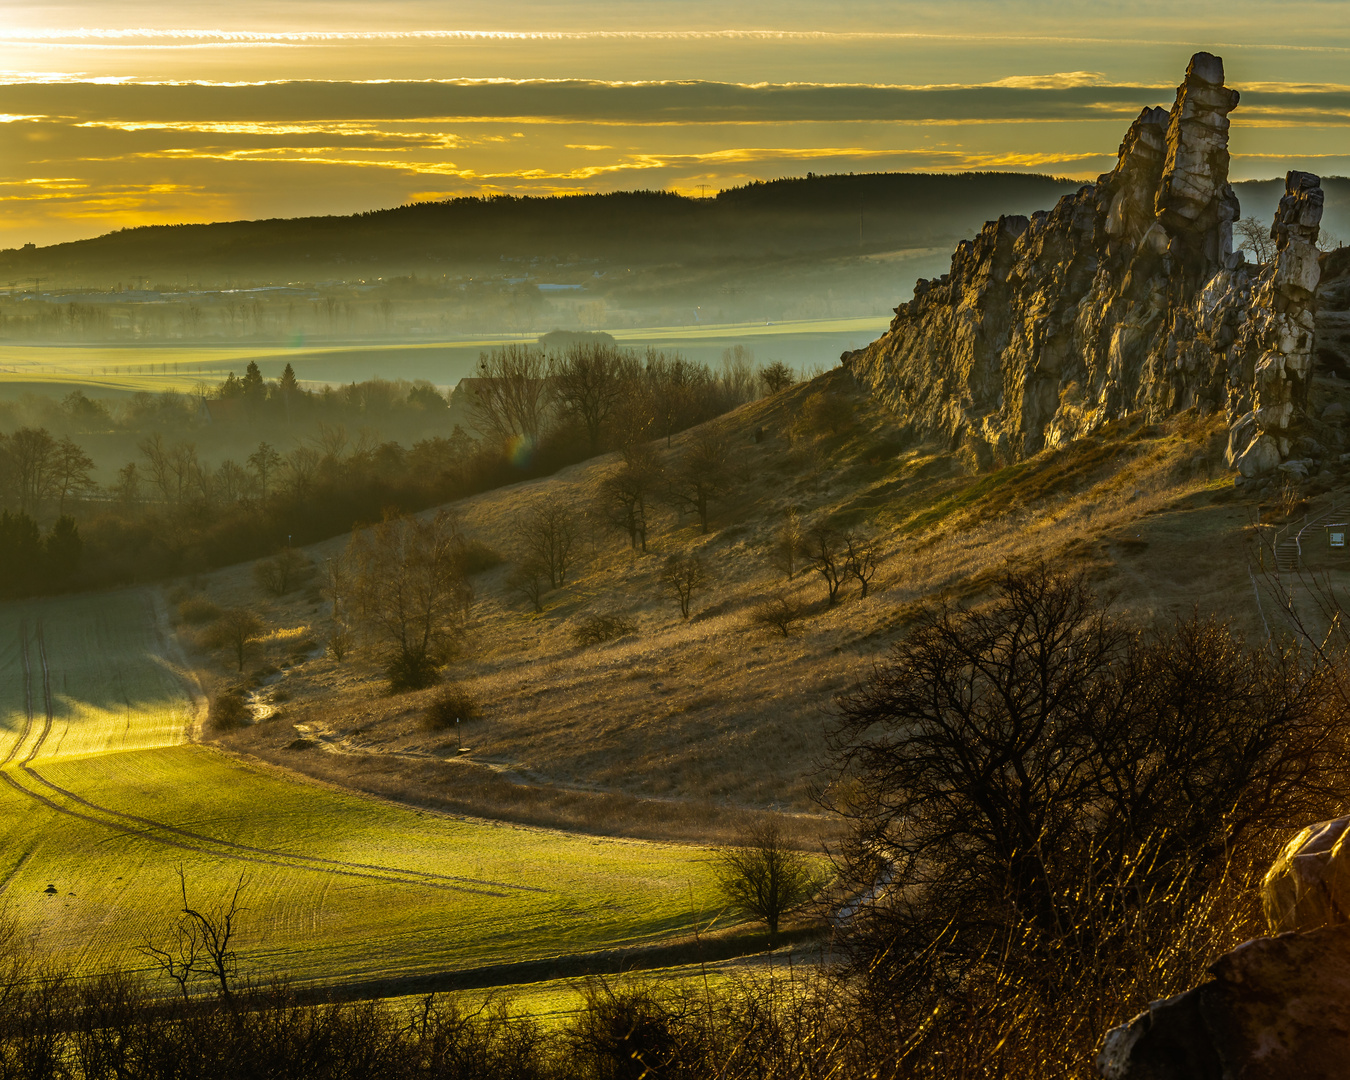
[1, 615, 537, 899]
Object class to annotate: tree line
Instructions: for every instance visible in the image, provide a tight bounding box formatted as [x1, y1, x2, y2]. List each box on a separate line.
[0, 345, 793, 598]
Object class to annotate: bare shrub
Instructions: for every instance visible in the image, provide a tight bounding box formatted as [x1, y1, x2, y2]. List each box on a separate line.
[209, 692, 251, 730]
[202, 608, 264, 672]
[793, 388, 854, 439]
[459, 538, 503, 575]
[325, 627, 351, 662]
[759, 360, 796, 396]
[253, 547, 312, 597]
[177, 596, 221, 625]
[769, 507, 802, 580]
[424, 683, 481, 731]
[752, 595, 801, 637]
[573, 613, 638, 646]
[659, 552, 706, 619]
[1277, 474, 1305, 519]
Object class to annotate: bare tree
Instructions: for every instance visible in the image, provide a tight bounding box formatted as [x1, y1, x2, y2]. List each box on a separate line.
[669, 428, 733, 535]
[659, 551, 706, 619]
[825, 565, 1349, 1007]
[760, 361, 796, 396]
[512, 495, 579, 589]
[507, 560, 548, 614]
[598, 444, 659, 552]
[718, 345, 759, 408]
[470, 345, 550, 445]
[320, 556, 352, 660]
[52, 436, 96, 514]
[204, 608, 264, 672]
[714, 821, 821, 942]
[549, 342, 638, 456]
[646, 351, 714, 447]
[345, 510, 474, 690]
[4, 428, 58, 513]
[842, 530, 878, 598]
[214, 459, 252, 506]
[770, 508, 803, 580]
[247, 442, 282, 499]
[282, 446, 322, 498]
[1236, 215, 1274, 264]
[142, 867, 247, 1005]
[111, 462, 142, 511]
[803, 525, 846, 604]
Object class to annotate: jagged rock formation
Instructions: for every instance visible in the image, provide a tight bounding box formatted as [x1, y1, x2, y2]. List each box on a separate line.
[844, 53, 1324, 477]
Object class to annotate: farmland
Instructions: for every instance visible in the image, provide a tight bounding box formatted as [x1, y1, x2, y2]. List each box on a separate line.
[0, 316, 889, 397]
[0, 590, 724, 991]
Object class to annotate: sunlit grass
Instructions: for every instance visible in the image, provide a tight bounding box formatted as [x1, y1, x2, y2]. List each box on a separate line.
[0, 591, 725, 990]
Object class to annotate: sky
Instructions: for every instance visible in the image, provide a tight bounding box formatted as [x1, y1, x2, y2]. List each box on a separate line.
[4, 1, 1350, 248]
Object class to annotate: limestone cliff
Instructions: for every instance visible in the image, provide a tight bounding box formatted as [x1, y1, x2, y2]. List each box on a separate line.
[844, 53, 1324, 477]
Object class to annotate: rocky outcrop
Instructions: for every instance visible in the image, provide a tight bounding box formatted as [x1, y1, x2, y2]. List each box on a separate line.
[1096, 816, 1350, 1079]
[844, 53, 1324, 477]
[1095, 926, 1350, 1080]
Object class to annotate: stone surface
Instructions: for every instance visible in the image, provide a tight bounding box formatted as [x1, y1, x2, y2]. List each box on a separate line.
[1262, 815, 1350, 934]
[1096, 926, 1350, 1080]
[845, 53, 1323, 471]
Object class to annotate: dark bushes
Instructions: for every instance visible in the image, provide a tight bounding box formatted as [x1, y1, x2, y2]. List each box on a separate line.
[424, 684, 481, 730]
[208, 692, 250, 730]
[821, 564, 1350, 1074]
[572, 613, 637, 647]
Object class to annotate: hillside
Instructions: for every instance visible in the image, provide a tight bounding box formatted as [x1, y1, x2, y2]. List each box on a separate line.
[1, 174, 1082, 288]
[172, 363, 1317, 846]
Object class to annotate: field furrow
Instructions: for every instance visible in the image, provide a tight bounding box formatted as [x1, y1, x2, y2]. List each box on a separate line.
[0, 591, 723, 989]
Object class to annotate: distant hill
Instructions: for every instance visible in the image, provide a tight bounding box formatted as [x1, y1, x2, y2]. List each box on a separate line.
[0, 172, 1085, 289]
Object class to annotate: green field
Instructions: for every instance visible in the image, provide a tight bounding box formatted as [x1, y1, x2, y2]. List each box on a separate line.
[0, 591, 722, 990]
[0, 316, 885, 397]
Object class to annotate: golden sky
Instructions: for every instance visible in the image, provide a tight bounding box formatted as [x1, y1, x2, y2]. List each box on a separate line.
[4, 1, 1350, 248]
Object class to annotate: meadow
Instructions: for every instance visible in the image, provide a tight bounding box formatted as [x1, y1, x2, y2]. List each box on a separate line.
[0, 590, 725, 992]
[0, 316, 889, 397]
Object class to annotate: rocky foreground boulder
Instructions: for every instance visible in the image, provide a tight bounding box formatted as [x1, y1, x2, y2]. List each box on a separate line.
[1096, 817, 1350, 1079]
[845, 52, 1325, 478]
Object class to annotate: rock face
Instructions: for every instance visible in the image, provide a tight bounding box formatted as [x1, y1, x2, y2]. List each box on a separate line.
[1095, 926, 1350, 1080]
[844, 53, 1324, 477]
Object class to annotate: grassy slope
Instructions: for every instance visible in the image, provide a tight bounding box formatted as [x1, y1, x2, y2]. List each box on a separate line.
[204, 370, 1269, 844]
[0, 592, 725, 988]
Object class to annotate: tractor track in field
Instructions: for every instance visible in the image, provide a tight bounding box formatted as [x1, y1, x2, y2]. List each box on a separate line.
[2, 618, 536, 900]
[3, 620, 35, 771]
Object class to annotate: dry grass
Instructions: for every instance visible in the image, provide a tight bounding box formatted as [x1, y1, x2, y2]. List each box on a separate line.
[175, 372, 1282, 844]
